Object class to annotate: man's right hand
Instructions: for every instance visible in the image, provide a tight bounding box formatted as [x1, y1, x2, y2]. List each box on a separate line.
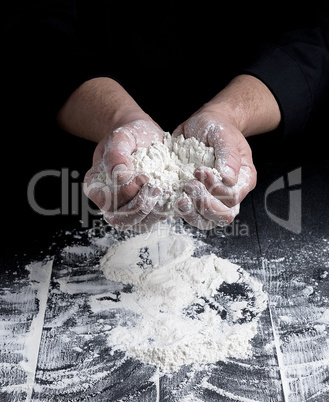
[57, 78, 169, 232]
[83, 118, 166, 232]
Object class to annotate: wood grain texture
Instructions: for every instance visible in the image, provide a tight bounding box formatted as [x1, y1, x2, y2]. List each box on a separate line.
[1, 159, 328, 401]
[0, 259, 53, 401]
[252, 161, 329, 402]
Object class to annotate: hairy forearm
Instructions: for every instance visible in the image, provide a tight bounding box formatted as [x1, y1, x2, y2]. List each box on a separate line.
[57, 75, 280, 142]
[203, 74, 281, 137]
[56, 77, 150, 142]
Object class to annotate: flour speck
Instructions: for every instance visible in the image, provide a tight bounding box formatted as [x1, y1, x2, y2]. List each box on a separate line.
[131, 133, 221, 211]
[100, 226, 267, 373]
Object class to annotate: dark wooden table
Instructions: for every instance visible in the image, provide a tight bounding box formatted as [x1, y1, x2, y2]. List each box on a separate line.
[1, 134, 329, 401]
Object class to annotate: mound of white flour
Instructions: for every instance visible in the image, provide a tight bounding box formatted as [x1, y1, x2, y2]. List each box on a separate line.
[100, 228, 267, 373]
[131, 133, 221, 210]
[96, 132, 221, 213]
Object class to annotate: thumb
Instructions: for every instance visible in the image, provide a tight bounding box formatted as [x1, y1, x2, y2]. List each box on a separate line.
[172, 123, 184, 138]
[103, 126, 137, 185]
[214, 135, 241, 187]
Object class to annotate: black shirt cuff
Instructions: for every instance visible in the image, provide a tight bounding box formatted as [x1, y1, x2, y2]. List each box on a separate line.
[242, 44, 313, 138]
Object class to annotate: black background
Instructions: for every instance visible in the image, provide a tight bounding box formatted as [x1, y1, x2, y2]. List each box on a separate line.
[2, 1, 329, 258]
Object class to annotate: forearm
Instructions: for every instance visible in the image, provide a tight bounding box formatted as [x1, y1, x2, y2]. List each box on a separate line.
[203, 74, 281, 137]
[57, 77, 151, 143]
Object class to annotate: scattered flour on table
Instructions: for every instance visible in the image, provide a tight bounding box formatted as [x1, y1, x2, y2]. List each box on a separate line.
[100, 228, 267, 373]
[99, 132, 221, 213]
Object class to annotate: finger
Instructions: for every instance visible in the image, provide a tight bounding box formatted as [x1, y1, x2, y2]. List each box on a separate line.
[174, 118, 242, 186]
[83, 179, 112, 212]
[113, 173, 150, 209]
[84, 162, 150, 212]
[184, 180, 239, 226]
[123, 189, 171, 232]
[175, 195, 216, 230]
[174, 114, 210, 144]
[83, 163, 113, 211]
[216, 147, 241, 187]
[194, 166, 236, 207]
[110, 164, 135, 186]
[102, 126, 137, 179]
[172, 124, 184, 138]
[202, 124, 241, 186]
[104, 185, 162, 230]
[210, 165, 256, 208]
[104, 128, 151, 207]
[104, 123, 164, 186]
[194, 166, 250, 208]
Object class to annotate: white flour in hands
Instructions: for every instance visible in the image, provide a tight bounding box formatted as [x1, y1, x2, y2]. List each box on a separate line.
[96, 132, 221, 214]
[100, 228, 267, 373]
[131, 133, 221, 212]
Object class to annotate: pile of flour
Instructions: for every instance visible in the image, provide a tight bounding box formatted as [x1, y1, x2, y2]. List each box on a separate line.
[100, 228, 267, 373]
[131, 133, 221, 210]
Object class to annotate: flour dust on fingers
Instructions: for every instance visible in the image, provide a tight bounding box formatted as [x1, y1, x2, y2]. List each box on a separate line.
[96, 132, 226, 226]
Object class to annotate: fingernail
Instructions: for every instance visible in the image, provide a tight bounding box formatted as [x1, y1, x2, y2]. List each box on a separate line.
[112, 164, 135, 185]
[177, 200, 190, 213]
[135, 174, 149, 187]
[185, 184, 201, 197]
[112, 164, 127, 178]
[195, 168, 207, 181]
[149, 187, 161, 198]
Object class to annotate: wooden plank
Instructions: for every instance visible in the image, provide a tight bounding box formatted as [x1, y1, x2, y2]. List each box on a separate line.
[251, 158, 329, 401]
[30, 197, 285, 401]
[0, 258, 53, 401]
[158, 193, 284, 401]
[32, 240, 158, 401]
[6, 157, 328, 400]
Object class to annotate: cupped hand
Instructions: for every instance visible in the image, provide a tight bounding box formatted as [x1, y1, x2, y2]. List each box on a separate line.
[172, 109, 257, 230]
[84, 118, 166, 232]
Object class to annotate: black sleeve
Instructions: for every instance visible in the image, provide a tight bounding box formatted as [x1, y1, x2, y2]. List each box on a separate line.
[242, 15, 329, 137]
[4, 1, 112, 123]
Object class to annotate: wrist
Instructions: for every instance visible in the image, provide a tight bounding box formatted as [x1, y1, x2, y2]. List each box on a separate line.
[110, 107, 154, 135]
[199, 101, 244, 133]
[201, 75, 281, 137]
[57, 77, 152, 143]
[87, 77, 151, 141]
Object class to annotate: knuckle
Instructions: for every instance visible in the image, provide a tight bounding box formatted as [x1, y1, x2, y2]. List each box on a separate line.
[218, 204, 240, 226]
[119, 182, 139, 200]
[250, 167, 257, 190]
[103, 212, 117, 227]
[211, 185, 239, 208]
[225, 188, 240, 206]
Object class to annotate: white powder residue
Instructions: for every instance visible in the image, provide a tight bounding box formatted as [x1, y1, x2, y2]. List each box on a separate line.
[318, 309, 329, 324]
[23, 260, 53, 384]
[131, 133, 221, 210]
[97, 132, 221, 213]
[100, 229, 267, 373]
[1, 259, 53, 398]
